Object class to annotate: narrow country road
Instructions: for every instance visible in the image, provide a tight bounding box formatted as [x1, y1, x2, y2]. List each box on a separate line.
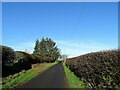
[15, 63, 68, 88]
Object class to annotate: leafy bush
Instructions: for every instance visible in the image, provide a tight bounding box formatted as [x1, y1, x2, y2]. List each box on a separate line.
[43, 57, 54, 63]
[2, 49, 32, 77]
[14, 51, 39, 70]
[66, 49, 120, 88]
[2, 44, 58, 77]
[15, 51, 32, 62]
[31, 54, 43, 63]
[2, 45, 15, 65]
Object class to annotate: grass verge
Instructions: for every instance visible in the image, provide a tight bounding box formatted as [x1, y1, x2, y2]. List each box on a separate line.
[2, 62, 57, 89]
[63, 63, 86, 88]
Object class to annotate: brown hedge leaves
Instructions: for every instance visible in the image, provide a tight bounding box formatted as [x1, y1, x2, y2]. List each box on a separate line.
[66, 50, 120, 88]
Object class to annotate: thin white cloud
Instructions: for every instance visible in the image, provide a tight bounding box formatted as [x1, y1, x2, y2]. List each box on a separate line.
[56, 40, 117, 58]
[57, 40, 100, 49]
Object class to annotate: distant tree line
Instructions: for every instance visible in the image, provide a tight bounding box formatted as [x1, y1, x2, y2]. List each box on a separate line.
[2, 37, 61, 77]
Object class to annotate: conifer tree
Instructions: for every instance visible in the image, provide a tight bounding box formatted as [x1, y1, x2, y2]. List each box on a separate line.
[33, 37, 60, 62]
[33, 39, 40, 55]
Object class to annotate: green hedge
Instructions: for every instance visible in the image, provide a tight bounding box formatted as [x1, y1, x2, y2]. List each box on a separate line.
[66, 50, 120, 88]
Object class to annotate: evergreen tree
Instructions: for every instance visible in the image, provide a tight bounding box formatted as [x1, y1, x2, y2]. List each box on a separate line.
[33, 39, 40, 55]
[39, 37, 46, 58]
[33, 37, 60, 62]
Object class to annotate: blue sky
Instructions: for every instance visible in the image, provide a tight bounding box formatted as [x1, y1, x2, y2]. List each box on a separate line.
[2, 2, 118, 57]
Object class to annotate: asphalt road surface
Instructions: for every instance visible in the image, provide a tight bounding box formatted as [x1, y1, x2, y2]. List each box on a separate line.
[16, 63, 68, 88]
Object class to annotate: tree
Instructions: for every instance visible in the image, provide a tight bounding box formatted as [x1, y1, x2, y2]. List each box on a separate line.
[33, 39, 40, 55]
[52, 46, 60, 61]
[33, 37, 60, 62]
[39, 37, 46, 58]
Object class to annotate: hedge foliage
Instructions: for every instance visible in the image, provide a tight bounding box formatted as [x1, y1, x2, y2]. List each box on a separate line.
[2, 45, 43, 77]
[66, 50, 120, 88]
[2, 45, 15, 65]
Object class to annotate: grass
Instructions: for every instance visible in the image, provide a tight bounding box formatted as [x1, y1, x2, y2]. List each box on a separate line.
[0, 82, 2, 90]
[2, 62, 57, 89]
[63, 63, 86, 88]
